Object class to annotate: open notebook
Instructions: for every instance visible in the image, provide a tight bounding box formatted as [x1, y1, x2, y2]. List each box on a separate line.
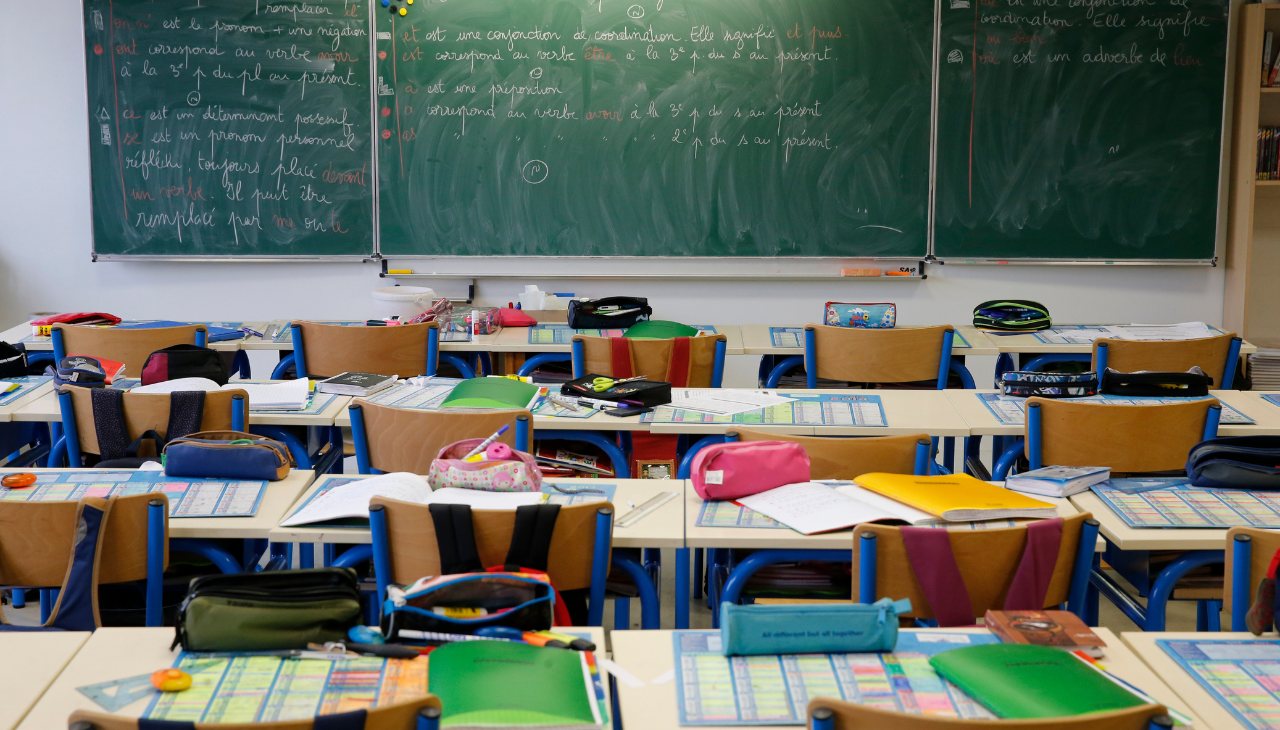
[281, 472, 546, 527]
[737, 481, 943, 535]
[130, 377, 311, 410]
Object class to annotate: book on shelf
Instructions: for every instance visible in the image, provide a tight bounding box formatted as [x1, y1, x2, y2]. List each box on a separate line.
[1265, 30, 1274, 86]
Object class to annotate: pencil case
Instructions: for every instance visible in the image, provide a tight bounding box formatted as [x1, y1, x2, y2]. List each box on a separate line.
[382, 572, 555, 639]
[427, 438, 542, 491]
[561, 373, 672, 407]
[1099, 367, 1212, 397]
[690, 441, 809, 500]
[824, 302, 896, 329]
[567, 297, 652, 328]
[999, 371, 1097, 398]
[163, 431, 294, 481]
[720, 598, 912, 656]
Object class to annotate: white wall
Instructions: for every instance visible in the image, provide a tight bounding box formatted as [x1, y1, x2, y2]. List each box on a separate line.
[0, 2, 1227, 387]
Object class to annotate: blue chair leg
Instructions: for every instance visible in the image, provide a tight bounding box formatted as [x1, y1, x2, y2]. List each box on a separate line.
[250, 425, 314, 469]
[146, 499, 165, 627]
[693, 548, 704, 600]
[517, 353, 572, 378]
[270, 353, 296, 380]
[439, 353, 476, 379]
[1206, 600, 1222, 631]
[11, 588, 25, 609]
[299, 544, 315, 569]
[675, 547, 690, 630]
[231, 350, 252, 378]
[324, 543, 337, 567]
[610, 551, 660, 629]
[614, 597, 630, 630]
[332, 544, 374, 568]
[536, 432, 630, 478]
[171, 539, 242, 574]
[39, 589, 54, 623]
[1091, 549, 1223, 631]
[764, 355, 804, 388]
[715, 549, 847, 628]
[415, 706, 442, 730]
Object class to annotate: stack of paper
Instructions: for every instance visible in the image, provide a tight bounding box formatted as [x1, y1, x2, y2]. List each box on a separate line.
[232, 379, 310, 410]
[668, 389, 795, 416]
[1250, 348, 1280, 390]
[1106, 322, 1215, 341]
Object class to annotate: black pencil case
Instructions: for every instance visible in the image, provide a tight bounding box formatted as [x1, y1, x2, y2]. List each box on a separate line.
[1099, 367, 1212, 397]
[566, 297, 652, 328]
[562, 374, 671, 407]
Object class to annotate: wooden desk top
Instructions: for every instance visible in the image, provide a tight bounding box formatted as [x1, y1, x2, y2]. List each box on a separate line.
[0, 381, 55, 424]
[17, 625, 605, 729]
[980, 326, 1257, 356]
[0, 321, 259, 353]
[268, 476, 685, 549]
[1121, 631, 1255, 730]
[610, 627, 1202, 730]
[0, 468, 316, 540]
[487, 325, 745, 355]
[737, 324, 999, 356]
[0, 631, 92, 730]
[331, 397, 651, 432]
[10, 385, 353, 428]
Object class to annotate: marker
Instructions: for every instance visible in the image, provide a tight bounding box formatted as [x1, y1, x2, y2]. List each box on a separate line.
[883, 271, 913, 276]
[576, 395, 628, 409]
[522, 632, 570, 649]
[462, 424, 510, 460]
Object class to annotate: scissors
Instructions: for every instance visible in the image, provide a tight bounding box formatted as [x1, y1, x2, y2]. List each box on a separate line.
[591, 375, 647, 392]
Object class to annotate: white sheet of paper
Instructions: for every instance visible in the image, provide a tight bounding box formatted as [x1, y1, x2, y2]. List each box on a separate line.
[281, 472, 432, 526]
[1106, 322, 1214, 341]
[738, 481, 926, 535]
[224, 378, 309, 409]
[831, 483, 936, 524]
[668, 388, 796, 416]
[425, 488, 547, 509]
[130, 377, 223, 394]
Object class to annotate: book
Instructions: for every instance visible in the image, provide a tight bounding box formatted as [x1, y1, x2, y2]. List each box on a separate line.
[280, 472, 546, 527]
[852, 473, 1057, 522]
[428, 640, 605, 728]
[439, 376, 542, 410]
[737, 481, 939, 535]
[317, 371, 398, 396]
[929, 644, 1149, 719]
[983, 610, 1106, 658]
[69, 354, 125, 384]
[129, 377, 306, 410]
[535, 444, 614, 476]
[1265, 31, 1274, 86]
[1004, 466, 1110, 498]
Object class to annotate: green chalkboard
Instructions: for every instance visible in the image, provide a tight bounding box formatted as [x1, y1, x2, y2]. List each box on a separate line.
[83, 0, 374, 258]
[934, 0, 1229, 261]
[374, 0, 934, 257]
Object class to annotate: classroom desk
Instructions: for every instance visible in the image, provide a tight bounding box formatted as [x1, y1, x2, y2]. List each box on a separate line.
[0, 631, 92, 730]
[236, 321, 501, 353]
[331, 398, 651, 433]
[0, 380, 54, 424]
[982, 326, 1258, 356]
[947, 389, 1280, 438]
[268, 476, 687, 628]
[488, 324, 745, 354]
[1121, 632, 1252, 730]
[646, 389, 973, 437]
[16, 625, 607, 730]
[610, 627, 1203, 730]
[0, 321, 255, 354]
[738, 324, 1000, 356]
[0, 467, 317, 541]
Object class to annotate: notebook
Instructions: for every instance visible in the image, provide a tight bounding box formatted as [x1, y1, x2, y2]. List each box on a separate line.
[853, 473, 1058, 522]
[737, 481, 939, 534]
[317, 372, 398, 396]
[231, 379, 311, 410]
[130, 377, 276, 396]
[983, 610, 1106, 658]
[1005, 466, 1111, 498]
[439, 377, 542, 410]
[280, 472, 546, 527]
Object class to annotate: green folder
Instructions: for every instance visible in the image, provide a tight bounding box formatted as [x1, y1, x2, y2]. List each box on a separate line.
[929, 644, 1150, 719]
[623, 320, 700, 339]
[428, 641, 601, 727]
[439, 377, 540, 410]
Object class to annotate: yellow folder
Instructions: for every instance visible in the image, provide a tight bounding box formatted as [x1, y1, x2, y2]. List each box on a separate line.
[852, 473, 1057, 522]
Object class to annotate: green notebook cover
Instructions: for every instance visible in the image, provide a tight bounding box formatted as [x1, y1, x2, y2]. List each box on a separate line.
[624, 320, 699, 339]
[428, 641, 600, 727]
[928, 644, 1149, 719]
[439, 377, 539, 410]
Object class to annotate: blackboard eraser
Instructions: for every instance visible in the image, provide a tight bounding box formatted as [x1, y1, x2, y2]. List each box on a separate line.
[841, 268, 882, 277]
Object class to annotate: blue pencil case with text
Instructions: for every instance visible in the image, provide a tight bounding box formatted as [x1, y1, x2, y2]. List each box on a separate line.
[719, 597, 911, 656]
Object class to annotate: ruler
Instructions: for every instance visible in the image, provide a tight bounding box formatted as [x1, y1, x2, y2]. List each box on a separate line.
[77, 674, 158, 712]
[616, 491, 677, 528]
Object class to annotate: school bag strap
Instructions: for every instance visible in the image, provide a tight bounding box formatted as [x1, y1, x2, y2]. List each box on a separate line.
[91, 389, 206, 465]
[428, 503, 483, 575]
[609, 337, 634, 378]
[668, 337, 691, 388]
[899, 518, 1064, 627]
[504, 504, 562, 572]
[90, 388, 130, 461]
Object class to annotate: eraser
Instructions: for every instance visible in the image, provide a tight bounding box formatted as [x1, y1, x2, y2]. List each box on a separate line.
[486, 442, 513, 460]
[840, 268, 882, 277]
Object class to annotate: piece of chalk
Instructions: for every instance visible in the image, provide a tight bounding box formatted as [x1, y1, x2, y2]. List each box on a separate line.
[387, 269, 413, 274]
[840, 268, 882, 277]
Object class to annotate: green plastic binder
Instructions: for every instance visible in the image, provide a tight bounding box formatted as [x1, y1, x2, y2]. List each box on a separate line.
[623, 321, 699, 339]
[428, 641, 600, 727]
[438, 377, 539, 410]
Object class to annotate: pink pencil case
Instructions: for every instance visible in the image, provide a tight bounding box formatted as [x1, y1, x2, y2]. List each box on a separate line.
[427, 438, 542, 492]
[691, 441, 810, 500]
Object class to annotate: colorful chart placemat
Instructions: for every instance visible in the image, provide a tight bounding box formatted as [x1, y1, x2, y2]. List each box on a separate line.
[1030, 324, 1226, 345]
[0, 375, 51, 406]
[109, 379, 336, 415]
[0, 471, 265, 518]
[1261, 395, 1280, 410]
[144, 653, 427, 722]
[1158, 639, 1280, 730]
[696, 500, 784, 528]
[976, 392, 1254, 426]
[272, 321, 366, 344]
[673, 631, 998, 726]
[1091, 478, 1280, 529]
[359, 380, 587, 419]
[643, 393, 886, 426]
[767, 327, 970, 349]
[23, 322, 248, 347]
[528, 323, 718, 345]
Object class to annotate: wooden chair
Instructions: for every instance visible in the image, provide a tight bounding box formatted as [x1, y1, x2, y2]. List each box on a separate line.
[369, 498, 622, 627]
[0, 493, 167, 628]
[851, 513, 1096, 624]
[763, 325, 966, 389]
[729, 428, 932, 479]
[992, 397, 1221, 479]
[806, 700, 1172, 730]
[51, 323, 207, 375]
[1226, 526, 1280, 631]
[570, 333, 728, 386]
[54, 385, 247, 466]
[69, 697, 442, 730]
[1093, 333, 1242, 389]
[348, 399, 531, 474]
[286, 321, 440, 379]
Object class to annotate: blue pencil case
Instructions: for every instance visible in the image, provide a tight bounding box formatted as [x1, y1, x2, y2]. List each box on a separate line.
[824, 302, 896, 329]
[719, 598, 911, 656]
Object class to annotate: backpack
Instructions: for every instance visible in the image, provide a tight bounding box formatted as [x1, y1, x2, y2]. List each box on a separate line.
[142, 344, 228, 386]
[1187, 436, 1280, 489]
[1246, 546, 1280, 635]
[0, 342, 27, 379]
[88, 388, 206, 468]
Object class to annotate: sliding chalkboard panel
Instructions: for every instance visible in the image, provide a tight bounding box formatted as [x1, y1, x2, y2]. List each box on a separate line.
[83, 0, 373, 258]
[934, 0, 1228, 261]
[374, 0, 933, 257]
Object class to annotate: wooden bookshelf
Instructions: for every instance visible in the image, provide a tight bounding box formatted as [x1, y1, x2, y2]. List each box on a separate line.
[1225, 4, 1280, 345]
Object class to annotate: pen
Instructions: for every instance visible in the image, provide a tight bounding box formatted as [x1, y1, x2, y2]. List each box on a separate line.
[535, 630, 596, 651]
[577, 395, 627, 409]
[462, 424, 510, 460]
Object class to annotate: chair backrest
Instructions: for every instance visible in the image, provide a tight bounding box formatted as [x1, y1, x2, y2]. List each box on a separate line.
[61, 385, 246, 457]
[806, 324, 952, 384]
[370, 497, 610, 591]
[68, 695, 442, 730]
[1092, 333, 1237, 388]
[851, 513, 1090, 621]
[297, 321, 438, 379]
[1225, 526, 1280, 624]
[730, 428, 929, 479]
[806, 698, 1169, 730]
[0, 493, 167, 591]
[572, 334, 726, 386]
[52, 324, 207, 374]
[351, 399, 531, 473]
[1026, 396, 1215, 474]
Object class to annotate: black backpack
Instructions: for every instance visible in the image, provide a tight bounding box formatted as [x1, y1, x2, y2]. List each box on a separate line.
[141, 344, 228, 386]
